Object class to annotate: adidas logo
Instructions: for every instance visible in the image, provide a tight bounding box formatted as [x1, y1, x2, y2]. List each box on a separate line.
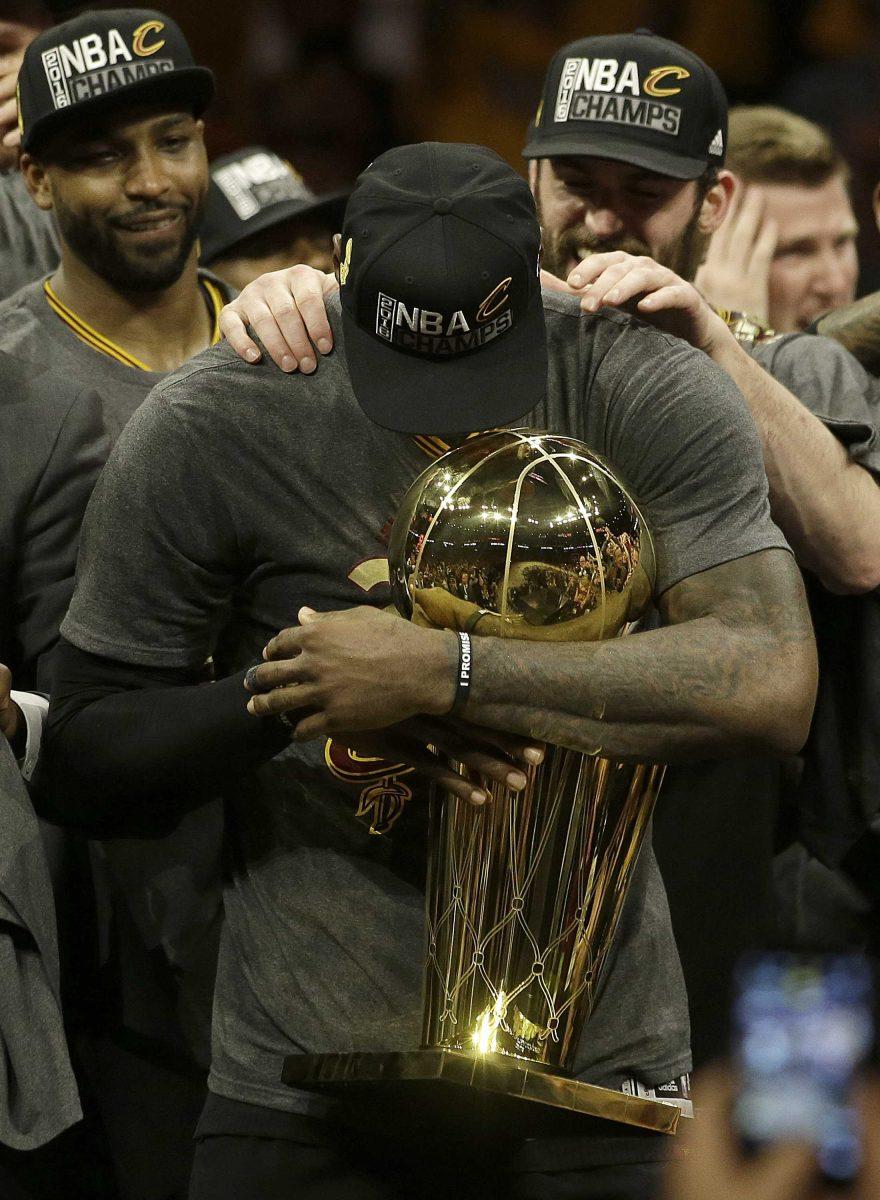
[709, 128, 724, 156]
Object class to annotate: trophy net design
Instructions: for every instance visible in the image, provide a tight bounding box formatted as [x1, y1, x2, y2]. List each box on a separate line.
[389, 430, 665, 1075]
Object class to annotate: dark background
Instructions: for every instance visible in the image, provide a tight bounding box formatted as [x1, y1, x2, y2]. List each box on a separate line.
[11, 0, 880, 288]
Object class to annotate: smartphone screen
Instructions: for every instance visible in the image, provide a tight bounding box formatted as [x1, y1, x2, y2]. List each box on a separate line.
[732, 951, 874, 1184]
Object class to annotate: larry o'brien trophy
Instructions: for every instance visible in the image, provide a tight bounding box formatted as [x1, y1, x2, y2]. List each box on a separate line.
[282, 430, 679, 1135]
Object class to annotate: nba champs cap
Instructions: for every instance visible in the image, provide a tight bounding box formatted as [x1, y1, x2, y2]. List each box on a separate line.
[17, 8, 214, 152]
[200, 147, 348, 264]
[339, 142, 547, 436]
[523, 30, 728, 179]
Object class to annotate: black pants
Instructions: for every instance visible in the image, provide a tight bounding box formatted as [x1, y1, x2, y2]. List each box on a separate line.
[189, 1098, 669, 1200]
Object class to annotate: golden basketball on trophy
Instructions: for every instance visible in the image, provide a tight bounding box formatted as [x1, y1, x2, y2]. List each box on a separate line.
[284, 430, 679, 1135]
[389, 428, 654, 644]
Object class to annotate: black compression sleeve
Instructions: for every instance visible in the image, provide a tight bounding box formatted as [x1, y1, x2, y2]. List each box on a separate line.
[36, 638, 291, 838]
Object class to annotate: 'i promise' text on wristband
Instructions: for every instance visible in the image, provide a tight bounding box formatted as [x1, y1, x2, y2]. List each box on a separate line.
[453, 631, 472, 711]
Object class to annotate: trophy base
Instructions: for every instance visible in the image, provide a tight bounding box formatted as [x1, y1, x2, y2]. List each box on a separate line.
[281, 1049, 680, 1135]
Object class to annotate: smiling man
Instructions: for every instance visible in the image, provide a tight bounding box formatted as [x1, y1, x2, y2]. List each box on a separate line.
[523, 33, 731, 285]
[0, 8, 226, 430]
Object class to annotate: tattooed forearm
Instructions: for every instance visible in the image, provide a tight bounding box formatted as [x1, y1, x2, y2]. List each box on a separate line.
[460, 549, 817, 762]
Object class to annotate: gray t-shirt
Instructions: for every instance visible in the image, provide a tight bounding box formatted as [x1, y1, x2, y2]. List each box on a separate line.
[0, 271, 230, 443]
[0, 270, 234, 1070]
[62, 290, 789, 1115]
[751, 332, 880, 476]
[0, 172, 59, 302]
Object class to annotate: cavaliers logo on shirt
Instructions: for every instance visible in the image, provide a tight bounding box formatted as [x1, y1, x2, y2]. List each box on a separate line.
[324, 740, 414, 835]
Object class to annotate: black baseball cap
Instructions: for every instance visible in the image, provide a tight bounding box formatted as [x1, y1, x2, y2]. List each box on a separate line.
[340, 142, 547, 436]
[17, 8, 214, 153]
[199, 147, 349, 264]
[522, 30, 727, 179]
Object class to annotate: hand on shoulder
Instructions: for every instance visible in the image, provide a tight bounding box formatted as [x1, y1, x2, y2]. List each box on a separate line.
[219, 266, 339, 373]
[562, 250, 730, 356]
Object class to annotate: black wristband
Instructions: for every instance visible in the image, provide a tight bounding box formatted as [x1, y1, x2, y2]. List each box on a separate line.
[452, 631, 472, 711]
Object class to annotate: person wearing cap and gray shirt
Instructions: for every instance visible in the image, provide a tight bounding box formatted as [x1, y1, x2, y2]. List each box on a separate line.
[0, 7, 226, 423]
[225, 29, 880, 1067]
[0, 7, 232, 688]
[200, 146, 348, 288]
[0, 9, 235, 1197]
[0, 3, 223, 708]
[518, 30, 880, 1029]
[39, 140, 815, 1199]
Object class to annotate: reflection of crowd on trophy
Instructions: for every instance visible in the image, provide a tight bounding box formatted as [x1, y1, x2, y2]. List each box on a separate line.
[596, 526, 638, 592]
[569, 526, 638, 614]
[414, 522, 637, 621]
[417, 561, 503, 609]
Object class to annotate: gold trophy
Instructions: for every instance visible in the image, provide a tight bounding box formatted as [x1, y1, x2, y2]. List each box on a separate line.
[283, 431, 679, 1136]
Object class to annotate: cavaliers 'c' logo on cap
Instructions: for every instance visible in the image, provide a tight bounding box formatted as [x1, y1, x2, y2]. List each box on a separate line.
[476, 277, 512, 323]
[643, 65, 690, 97]
[132, 20, 165, 57]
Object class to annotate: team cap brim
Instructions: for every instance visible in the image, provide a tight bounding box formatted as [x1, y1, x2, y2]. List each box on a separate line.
[522, 131, 711, 180]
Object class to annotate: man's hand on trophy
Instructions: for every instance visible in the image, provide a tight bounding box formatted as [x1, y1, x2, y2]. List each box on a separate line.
[243, 605, 543, 803]
[556, 251, 730, 357]
[245, 605, 454, 729]
[219, 266, 337, 372]
[245, 604, 534, 735]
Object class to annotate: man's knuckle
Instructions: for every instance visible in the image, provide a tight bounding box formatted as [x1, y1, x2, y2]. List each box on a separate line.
[269, 296, 297, 318]
[250, 312, 279, 331]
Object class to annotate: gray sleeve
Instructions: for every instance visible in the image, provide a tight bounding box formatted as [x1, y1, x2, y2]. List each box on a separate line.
[594, 329, 789, 596]
[13, 388, 111, 688]
[61, 389, 240, 669]
[751, 333, 880, 476]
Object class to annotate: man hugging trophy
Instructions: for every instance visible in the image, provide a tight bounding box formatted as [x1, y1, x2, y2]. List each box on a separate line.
[286, 427, 678, 1136]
